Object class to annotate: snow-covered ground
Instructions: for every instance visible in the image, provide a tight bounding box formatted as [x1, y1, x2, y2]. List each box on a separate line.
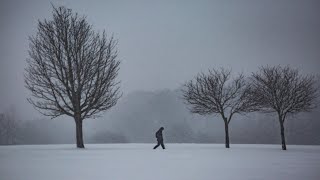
[0, 144, 319, 180]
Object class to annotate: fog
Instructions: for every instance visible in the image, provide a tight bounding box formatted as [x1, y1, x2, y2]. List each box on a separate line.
[0, 0, 320, 144]
[2, 89, 320, 145]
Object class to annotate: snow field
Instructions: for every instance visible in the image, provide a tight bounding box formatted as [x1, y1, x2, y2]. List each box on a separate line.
[0, 144, 319, 180]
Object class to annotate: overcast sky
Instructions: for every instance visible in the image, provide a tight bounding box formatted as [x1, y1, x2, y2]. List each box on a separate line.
[1, 0, 320, 119]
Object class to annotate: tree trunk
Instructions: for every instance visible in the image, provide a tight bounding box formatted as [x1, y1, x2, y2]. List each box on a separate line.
[279, 118, 286, 150]
[75, 115, 85, 148]
[224, 120, 230, 148]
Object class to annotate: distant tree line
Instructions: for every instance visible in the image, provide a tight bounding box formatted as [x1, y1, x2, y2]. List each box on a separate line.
[2, 96, 320, 146]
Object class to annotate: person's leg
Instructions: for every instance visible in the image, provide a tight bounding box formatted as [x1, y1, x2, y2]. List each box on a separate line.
[153, 144, 159, 149]
[160, 140, 165, 149]
[153, 141, 160, 149]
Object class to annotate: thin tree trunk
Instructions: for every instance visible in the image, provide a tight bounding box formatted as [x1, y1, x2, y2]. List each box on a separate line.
[75, 115, 85, 148]
[279, 118, 286, 150]
[224, 120, 230, 148]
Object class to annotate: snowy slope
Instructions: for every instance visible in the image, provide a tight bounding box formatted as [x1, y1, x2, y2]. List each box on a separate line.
[0, 144, 319, 180]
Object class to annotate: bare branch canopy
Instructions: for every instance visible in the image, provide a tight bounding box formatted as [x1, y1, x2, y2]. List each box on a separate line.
[182, 68, 255, 122]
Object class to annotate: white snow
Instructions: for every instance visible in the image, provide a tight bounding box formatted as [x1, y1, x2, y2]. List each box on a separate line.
[0, 144, 319, 180]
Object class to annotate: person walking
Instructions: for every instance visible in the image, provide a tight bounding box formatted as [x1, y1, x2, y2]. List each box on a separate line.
[153, 127, 165, 149]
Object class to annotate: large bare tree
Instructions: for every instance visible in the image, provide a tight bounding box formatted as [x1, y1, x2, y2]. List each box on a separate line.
[24, 6, 121, 148]
[249, 65, 318, 150]
[182, 68, 255, 148]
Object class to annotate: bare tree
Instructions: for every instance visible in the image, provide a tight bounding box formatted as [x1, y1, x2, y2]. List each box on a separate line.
[24, 6, 121, 148]
[249, 65, 318, 150]
[181, 68, 255, 148]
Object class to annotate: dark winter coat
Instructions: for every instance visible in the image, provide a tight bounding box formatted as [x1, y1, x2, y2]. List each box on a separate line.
[155, 129, 163, 140]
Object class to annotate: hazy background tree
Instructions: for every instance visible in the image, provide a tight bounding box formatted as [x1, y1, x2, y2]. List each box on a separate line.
[0, 110, 19, 145]
[249, 65, 318, 150]
[90, 131, 128, 144]
[181, 68, 255, 148]
[24, 6, 121, 148]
